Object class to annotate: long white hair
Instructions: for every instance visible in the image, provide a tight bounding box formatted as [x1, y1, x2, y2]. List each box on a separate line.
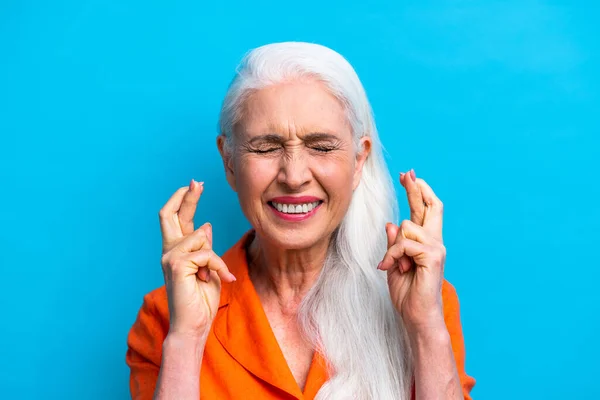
[218, 42, 413, 399]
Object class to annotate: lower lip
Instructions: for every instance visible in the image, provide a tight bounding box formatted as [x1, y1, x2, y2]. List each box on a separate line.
[269, 202, 322, 221]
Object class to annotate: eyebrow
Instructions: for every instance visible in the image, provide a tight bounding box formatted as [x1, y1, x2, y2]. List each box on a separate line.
[248, 134, 284, 145]
[247, 132, 339, 144]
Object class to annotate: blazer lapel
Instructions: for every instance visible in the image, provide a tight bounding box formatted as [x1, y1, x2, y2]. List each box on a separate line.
[213, 231, 305, 399]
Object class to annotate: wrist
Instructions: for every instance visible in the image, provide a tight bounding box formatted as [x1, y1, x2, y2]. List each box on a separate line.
[164, 331, 207, 358]
[404, 310, 447, 339]
[407, 320, 451, 353]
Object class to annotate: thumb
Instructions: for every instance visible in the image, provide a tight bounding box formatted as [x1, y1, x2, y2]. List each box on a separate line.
[385, 222, 413, 274]
[385, 223, 399, 249]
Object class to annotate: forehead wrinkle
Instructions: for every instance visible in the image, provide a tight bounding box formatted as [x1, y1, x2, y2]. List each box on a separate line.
[236, 81, 353, 143]
[261, 118, 345, 141]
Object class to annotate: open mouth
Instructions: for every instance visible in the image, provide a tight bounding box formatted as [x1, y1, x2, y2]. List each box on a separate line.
[268, 200, 323, 215]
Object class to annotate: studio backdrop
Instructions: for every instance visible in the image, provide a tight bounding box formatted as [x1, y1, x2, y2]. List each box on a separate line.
[1, 0, 598, 399]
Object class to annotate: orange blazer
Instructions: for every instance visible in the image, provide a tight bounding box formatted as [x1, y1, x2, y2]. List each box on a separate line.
[126, 231, 475, 399]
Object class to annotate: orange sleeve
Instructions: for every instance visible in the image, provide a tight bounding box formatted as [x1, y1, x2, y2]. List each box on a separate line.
[125, 289, 169, 400]
[442, 281, 476, 399]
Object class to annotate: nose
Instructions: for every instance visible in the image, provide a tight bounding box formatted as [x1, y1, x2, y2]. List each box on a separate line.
[277, 151, 312, 191]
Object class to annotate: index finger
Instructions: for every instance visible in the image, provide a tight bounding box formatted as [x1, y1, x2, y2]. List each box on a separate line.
[159, 186, 190, 244]
[178, 180, 204, 236]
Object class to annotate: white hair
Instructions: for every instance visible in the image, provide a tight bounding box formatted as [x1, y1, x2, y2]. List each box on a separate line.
[218, 42, 413, 399]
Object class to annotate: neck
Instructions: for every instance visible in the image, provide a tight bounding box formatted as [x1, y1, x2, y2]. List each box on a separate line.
[248, 233, 330, 314]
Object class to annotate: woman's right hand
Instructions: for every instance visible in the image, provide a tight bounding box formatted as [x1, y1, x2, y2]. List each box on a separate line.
[158, 179, 236, 340]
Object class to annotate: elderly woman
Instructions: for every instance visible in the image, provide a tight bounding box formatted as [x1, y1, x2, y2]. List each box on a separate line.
[126, 42, 475, 399]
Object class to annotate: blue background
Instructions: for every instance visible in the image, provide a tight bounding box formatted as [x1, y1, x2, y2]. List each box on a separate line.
[1, 0, 598, 398]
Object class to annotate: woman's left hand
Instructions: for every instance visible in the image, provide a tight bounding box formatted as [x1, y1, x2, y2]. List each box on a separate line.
[378, 170, 447, 333]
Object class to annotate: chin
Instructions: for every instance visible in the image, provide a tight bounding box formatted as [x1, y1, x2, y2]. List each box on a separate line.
[259, 225, 330, 251]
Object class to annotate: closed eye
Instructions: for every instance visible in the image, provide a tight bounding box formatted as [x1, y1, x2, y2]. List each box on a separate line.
[310, 146, 335, 153]
[251, 147, 280, 154]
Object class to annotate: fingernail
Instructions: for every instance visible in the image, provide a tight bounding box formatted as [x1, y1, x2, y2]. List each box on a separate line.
[189, 179, 195, 190]
[377, 262, 383, 270]
[410, 169, 416, 182]
[229, 273, 237, 282]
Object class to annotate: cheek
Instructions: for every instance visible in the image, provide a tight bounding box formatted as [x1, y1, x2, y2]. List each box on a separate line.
[314, 156, 355, 198]
[235, 158, 277, 200]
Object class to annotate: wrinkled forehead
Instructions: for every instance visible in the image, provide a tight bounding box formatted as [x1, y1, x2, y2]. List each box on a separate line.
[234, 80, 353, 142]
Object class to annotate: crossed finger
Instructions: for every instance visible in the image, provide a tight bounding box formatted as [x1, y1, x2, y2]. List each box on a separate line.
[177, 222, 213, 253]
[178, 180, 204, 236]
[159, 180, 204, 250]
[414, 178, 443, 241]
[392, 170, 428, 271]
[400, 171, 444, 241]
[401, 170, 425, 226]
[379, 220, 438, 272]
[166, 223, 233, 282]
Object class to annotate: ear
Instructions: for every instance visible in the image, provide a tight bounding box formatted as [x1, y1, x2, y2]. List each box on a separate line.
[352, 136, 372, 190]
[216, 135, 237, 192]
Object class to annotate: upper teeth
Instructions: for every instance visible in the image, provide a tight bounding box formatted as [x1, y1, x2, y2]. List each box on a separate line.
[272, 201, 320, 214]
